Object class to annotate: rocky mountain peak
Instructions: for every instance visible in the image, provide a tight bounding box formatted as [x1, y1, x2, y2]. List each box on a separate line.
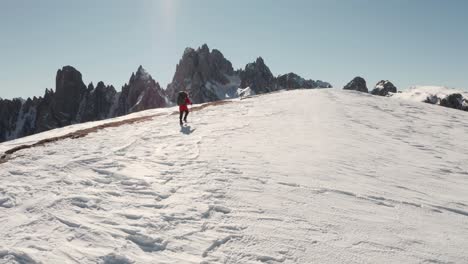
[131, 65, 152, 83]
[166, 44, 237, 104]
[54, 66, 88, 123]
[56, 66, 85, 94]
[240, 57, 276, 94]
[256, 56, 265, 65]
[116, 66, 166, 115]
[136, 65, 146, 76]
[183, 47, 195, 56]
[88, 82, 95, 91]
[198, 43, 210, 53]
[95, 81, 107, 90]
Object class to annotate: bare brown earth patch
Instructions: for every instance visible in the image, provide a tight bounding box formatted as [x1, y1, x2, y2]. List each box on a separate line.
[0, 100, 233, 164]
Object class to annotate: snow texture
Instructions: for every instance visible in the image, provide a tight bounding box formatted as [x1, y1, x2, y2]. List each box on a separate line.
[1, 89, 467, 263]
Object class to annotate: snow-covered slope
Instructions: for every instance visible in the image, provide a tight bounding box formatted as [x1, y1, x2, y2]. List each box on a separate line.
[1, 89, 468, 263]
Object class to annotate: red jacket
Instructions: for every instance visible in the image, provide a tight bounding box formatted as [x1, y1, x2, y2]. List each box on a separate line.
[179, 97, 192, 112]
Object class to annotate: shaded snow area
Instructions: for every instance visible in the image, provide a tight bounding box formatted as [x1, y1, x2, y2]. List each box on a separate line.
[1, 89, 468, 263]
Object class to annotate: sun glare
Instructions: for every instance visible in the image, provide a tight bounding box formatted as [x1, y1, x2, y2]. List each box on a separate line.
[158, 0, 177, 33]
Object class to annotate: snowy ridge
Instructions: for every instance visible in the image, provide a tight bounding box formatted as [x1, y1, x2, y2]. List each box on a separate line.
[1, 89, 468, 263]
[392, 85, 468, 102]
[0, 107, 175, 154]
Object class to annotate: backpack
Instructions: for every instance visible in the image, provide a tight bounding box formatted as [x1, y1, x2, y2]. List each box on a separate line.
[177, 91, 187, 106]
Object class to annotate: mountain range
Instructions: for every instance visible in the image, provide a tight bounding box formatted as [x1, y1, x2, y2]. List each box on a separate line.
[0, 44, 331, 143]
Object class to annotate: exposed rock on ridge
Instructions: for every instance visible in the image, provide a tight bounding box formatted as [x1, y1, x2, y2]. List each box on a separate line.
[277, 72, 332, 90]
[371, 80, 397, 96]
[343, 77, 368, 93]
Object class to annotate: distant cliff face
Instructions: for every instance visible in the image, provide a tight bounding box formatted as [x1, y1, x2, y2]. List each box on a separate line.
[0, 66, 167, 143]
[54, 66, 88, 123]
[166, 44, 239, 104]
[116, 66, 167, 116]
[76, 81, 117, 123]
[239, 57, 277, 95]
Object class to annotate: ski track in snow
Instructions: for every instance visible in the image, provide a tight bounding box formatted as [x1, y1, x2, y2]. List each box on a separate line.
[1, 89, 468, 263]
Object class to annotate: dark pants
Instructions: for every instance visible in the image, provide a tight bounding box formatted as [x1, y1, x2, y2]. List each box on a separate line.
[179, 110, 188, 123]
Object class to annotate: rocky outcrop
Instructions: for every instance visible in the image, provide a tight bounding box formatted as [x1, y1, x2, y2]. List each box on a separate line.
[439, 93, 467, 110]
[424, 95, 439, 105]
[166, 44, 239, 104]
[54, 66, 88, 124]
[371, 80, 397, 96]
[422, 92, 468, 111]
[0, 65, 168, 143]
[239, 57, 277, 95]
[315, 80, 333, 89]
[407, 89, 468, 112]
[115, 66, 167, 116]
[277, 72, 332, 89]
[343, 77, 368, 93]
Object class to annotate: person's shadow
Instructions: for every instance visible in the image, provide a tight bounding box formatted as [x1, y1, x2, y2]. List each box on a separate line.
[180, 125, 196, 135]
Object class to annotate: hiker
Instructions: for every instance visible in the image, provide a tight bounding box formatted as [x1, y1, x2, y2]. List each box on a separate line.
[177, 91, 192, 125]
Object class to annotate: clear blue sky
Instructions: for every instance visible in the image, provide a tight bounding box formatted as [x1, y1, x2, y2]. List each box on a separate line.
[1, 0, 467, 99]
